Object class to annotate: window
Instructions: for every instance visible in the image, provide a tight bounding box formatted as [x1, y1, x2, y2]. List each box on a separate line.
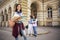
[48, 7, 52, 18]
[2, 15, 4, 21]
[6, 14, 8, 21]
[58, 7, 60, 17]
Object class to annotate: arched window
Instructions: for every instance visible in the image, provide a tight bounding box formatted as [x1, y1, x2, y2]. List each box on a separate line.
[8, 7, 12, 19]
[6, 14, 8, 21]
[48, 7, 52, 18]
[5, 9, 7, 14]
[1, 11, 4, 21]
[4, 9, 8, 21]
[2, 15, 4, 21]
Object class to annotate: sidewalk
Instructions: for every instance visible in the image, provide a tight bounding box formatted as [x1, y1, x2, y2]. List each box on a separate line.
[0, 27, 49, 35]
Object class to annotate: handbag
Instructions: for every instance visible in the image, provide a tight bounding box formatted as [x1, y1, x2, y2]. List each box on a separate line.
[26, 25, 28, 29]
[8, 20, 15, 28]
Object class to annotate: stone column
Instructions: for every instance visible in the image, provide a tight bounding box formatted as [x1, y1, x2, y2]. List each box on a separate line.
[27, 0, 31, 20]
[37, 2, 45, 26]
[21, 0, 28, 26]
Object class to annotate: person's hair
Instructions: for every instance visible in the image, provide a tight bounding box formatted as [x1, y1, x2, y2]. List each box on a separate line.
[30, 15, 33, 19]
[15, 4, 22, 12]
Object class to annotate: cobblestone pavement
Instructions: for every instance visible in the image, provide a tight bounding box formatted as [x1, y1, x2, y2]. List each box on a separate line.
[0, 27, 60, 40]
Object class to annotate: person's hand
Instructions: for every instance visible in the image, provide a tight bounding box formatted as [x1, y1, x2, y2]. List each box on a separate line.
[17, 17, 21, 21]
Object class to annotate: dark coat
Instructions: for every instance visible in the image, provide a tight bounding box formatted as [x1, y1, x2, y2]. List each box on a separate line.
[12, 22, 25, 38]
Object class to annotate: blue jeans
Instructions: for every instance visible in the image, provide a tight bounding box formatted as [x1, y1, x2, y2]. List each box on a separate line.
[33, 26, 37, 36]
[15, 30, 27, 40]
[15, 37, 18, 40]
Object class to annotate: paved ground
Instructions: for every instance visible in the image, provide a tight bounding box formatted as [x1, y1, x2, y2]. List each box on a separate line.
[0, 27, 60, 40]
[0, 27, 49, 34]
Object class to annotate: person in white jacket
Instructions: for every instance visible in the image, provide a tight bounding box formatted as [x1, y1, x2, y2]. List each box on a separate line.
[28, 16, 33, 36]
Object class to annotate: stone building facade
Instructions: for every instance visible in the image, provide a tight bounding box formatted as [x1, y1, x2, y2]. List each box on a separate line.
[0, 0, 60, 27]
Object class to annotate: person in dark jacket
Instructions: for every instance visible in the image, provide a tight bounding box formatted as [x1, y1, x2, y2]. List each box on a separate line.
[12, 4, 27, 40]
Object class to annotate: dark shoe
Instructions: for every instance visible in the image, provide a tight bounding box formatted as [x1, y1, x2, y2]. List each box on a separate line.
[33, 34, 37, 37]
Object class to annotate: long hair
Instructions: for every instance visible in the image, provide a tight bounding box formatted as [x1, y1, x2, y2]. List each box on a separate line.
[15, 4, 22, 12]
